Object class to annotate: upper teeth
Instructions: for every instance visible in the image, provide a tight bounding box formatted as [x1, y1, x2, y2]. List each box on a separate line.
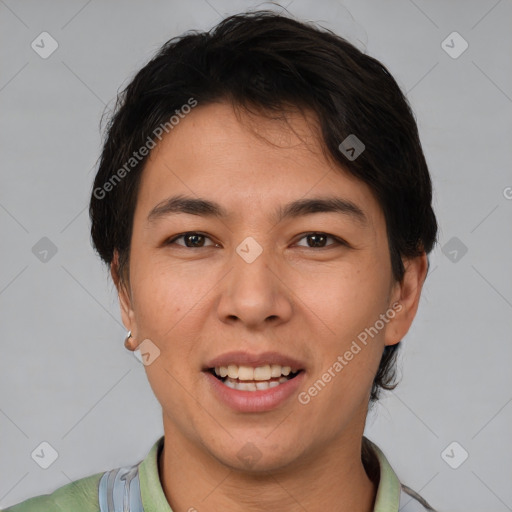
[214, 364, 296, 380]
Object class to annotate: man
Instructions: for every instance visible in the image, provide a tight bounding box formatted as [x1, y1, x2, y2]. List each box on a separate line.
[4, 10, 439, 512]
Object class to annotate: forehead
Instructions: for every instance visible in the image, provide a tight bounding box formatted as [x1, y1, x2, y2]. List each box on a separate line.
[135, 102, 383, 232]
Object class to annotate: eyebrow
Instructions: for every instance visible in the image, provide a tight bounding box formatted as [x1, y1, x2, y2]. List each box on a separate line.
[147, 194, 368, 226]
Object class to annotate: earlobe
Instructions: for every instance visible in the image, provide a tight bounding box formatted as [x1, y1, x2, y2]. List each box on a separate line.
[111, 250, 137, 342]
[384, 252, 428, 347]
[124, 330, 139, 351]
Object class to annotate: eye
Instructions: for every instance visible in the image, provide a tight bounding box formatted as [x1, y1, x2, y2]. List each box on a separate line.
[295, 232, 346, 249]
[165, 232, 219, 248]
[164, 231, 347, 250]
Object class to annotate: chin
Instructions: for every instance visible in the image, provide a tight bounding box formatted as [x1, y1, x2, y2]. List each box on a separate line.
[209, 437, 302, 474]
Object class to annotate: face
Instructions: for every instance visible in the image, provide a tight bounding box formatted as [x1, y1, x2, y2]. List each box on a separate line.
[116, 101, 425, 472]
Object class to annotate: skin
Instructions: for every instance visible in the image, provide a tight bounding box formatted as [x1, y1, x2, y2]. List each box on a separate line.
[114, 101, 428, 512]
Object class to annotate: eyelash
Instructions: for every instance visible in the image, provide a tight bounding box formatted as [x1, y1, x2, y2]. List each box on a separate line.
[164, 232, 348, 250]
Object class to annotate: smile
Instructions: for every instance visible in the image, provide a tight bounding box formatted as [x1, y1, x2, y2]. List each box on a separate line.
[209, 364, 302, 392]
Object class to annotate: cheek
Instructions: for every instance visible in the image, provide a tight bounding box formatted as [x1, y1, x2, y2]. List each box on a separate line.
[311, 260, 390, 339]
[129, 256, 210, 366]
[130, 255, 189, 328]
[304, 260, 391, 403]
[131, 265, 201, 418]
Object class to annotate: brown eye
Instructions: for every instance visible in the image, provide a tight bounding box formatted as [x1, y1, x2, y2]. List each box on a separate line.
[295, 232, 345, 249]
[166, 232, 217, 248]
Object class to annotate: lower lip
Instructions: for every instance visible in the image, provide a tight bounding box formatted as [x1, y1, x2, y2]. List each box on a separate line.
[204, 371, 306, 413]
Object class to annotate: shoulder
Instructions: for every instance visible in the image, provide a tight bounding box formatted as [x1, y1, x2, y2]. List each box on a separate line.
[2, 437, 163, 512]
[1, 472, 103, 512]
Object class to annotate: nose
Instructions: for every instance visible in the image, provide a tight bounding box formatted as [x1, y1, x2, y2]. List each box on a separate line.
[216, 241, 293, 329]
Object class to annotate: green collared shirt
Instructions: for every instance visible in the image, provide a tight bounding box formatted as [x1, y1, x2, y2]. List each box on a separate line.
[2, 436, 436, 511]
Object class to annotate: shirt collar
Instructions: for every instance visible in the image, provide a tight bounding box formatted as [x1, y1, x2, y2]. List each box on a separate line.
[364, 436, 402, 511]
[138, 435, 401, 512]
[138, 435, 172, 512]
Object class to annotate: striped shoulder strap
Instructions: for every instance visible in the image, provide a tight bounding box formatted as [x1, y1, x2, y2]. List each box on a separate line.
[98, 462, 144, 512]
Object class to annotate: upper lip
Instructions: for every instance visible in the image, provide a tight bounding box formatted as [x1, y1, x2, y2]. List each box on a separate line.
[204, 351, 306, 371]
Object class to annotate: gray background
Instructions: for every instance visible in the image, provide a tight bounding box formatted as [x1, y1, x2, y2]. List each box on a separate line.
[1, 1, 511, 511]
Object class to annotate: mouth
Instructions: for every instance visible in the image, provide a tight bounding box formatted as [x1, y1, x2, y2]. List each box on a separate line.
[206, 364, 304, 392]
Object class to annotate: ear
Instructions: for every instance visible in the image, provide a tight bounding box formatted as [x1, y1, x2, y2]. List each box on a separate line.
[384, 252, 429, 347]
[111, 250, 138, 351]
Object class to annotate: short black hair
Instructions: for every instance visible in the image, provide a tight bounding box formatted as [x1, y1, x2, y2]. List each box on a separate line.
[89, 10, 438, 404]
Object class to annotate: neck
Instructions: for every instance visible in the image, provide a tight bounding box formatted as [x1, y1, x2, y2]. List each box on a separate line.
[158, 422, 378, 512]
